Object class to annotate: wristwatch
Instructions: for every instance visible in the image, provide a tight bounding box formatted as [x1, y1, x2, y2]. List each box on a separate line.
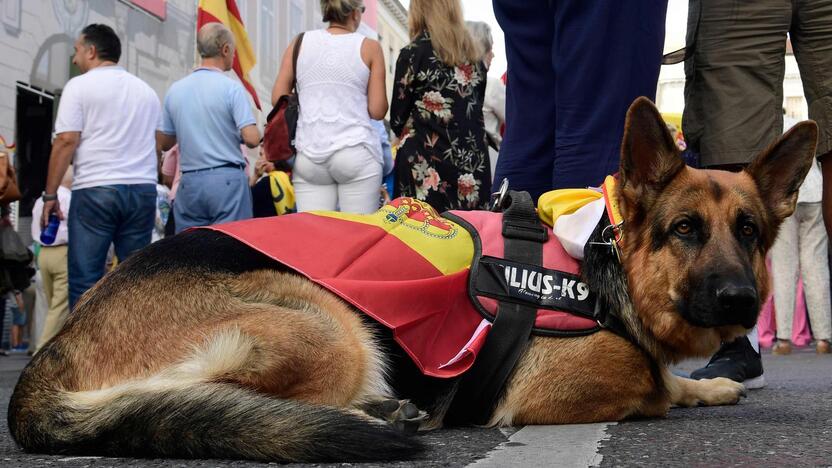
[41, 193, 58, 202]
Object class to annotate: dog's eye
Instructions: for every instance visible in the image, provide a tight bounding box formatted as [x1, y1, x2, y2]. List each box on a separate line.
[741, 223, 756, 237]
[674, 221, 693, 236]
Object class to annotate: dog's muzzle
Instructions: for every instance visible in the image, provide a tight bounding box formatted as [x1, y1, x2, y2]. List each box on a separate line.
[679, 278, 760, 329]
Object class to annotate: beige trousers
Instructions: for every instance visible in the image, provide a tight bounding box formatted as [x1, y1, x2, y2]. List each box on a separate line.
[771, 203, 832, 342]
[35, 245, 69, 352]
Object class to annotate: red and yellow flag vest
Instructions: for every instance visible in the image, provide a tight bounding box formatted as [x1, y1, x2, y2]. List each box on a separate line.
[204, 177, 621, 379]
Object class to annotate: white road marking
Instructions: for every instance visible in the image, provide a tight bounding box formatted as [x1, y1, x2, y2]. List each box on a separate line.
[57, 456, 104, 461]
[468, 423, 616, 468]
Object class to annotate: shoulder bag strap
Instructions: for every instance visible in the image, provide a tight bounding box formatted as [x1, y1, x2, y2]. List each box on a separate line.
[291, 32, 305, 94]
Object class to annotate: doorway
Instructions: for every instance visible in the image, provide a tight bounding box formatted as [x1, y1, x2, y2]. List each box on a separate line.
[15, 83, 55, 244]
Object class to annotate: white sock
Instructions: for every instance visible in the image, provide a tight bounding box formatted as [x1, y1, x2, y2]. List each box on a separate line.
[747, 326, 760, 353]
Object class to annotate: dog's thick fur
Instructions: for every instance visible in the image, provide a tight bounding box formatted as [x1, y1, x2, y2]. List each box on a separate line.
[8, 99, 818, 462]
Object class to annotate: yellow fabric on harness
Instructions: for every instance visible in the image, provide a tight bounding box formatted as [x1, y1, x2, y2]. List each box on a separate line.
[536, 175, 622, 228]
[268, 171, 296, 215]
[601, 176, 624, 227]
[537, 188, 602, 227]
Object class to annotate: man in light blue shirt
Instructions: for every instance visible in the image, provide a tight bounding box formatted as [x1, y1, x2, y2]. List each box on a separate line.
[159, 23, 260, 233]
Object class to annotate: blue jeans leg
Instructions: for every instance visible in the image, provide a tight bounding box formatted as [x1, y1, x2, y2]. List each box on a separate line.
[112, 184, 156, 263]
[68, 184, 156, 310]
[69, 186, 119, 311]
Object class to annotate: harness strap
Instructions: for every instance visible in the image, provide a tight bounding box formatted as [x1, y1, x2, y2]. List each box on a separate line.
[593, 298, 631, 340]
[501, 191, 548, 243]
[447, 191, 545, 425]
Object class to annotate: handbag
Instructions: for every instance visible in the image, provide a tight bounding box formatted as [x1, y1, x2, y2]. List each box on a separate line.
[264, 32, 305, 162]
[0, 225, 29, 263]
[0, 152, 21, 204]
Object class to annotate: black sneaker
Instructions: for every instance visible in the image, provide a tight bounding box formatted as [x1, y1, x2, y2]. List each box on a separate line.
[690, 336, 766, 389]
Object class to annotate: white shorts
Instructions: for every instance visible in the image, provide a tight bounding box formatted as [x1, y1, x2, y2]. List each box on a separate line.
[293, 145, 383, 214]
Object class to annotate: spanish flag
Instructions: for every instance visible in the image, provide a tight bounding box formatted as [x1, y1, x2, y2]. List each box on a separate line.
[197, 0, 261, 109]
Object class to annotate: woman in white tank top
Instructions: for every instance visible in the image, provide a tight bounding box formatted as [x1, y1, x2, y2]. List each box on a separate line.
[271, 0, 388, 214]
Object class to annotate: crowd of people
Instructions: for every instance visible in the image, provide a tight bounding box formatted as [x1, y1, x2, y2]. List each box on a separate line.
[1, 0, 830, 396]
[0, 0, 504, 354]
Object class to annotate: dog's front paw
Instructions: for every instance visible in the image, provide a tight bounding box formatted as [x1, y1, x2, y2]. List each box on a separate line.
[390, 401, 429, 434]
[694, 377, 747, 406]
[359, 398, 429, 434]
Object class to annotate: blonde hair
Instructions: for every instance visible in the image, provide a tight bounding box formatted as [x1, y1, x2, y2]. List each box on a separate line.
[320, 0, 363, 24]
[408, 0, 480, 67]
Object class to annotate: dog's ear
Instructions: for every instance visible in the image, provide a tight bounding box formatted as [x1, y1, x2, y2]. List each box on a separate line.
[745, 121, 818, 222]
[619, 97, 685, 212]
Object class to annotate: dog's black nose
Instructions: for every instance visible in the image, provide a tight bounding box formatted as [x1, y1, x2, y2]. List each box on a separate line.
[716, 285, 758, 313]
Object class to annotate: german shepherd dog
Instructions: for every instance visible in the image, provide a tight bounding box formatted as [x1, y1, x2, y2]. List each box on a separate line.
[8, 99, 818, 462]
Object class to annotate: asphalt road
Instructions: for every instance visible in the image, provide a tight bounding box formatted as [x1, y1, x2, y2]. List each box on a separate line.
[0, 348, 830, 467]
[599, 348, 832, 467]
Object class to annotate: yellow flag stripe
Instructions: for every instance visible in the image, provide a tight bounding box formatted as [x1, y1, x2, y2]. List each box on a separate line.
[311, 204, 474, 276]
[198, 0, 256, 73]
[227, 13, 256, 72]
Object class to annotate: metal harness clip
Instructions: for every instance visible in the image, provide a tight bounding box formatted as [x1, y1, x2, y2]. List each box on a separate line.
[490, 178, 510, 212]
[588, 221, 624, 262]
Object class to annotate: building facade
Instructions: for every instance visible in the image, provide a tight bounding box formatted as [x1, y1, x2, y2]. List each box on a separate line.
[0, 0, 197, 241]
[235, 0, 323, 113]
[370, 0, 409, 116]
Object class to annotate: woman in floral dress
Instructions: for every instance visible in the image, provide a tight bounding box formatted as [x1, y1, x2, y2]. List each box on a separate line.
[391, 0, 491, 212]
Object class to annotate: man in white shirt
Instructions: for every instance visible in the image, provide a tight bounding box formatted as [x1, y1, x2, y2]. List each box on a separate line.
[31, 169, 72, 352]
[41, 24, 161, 310]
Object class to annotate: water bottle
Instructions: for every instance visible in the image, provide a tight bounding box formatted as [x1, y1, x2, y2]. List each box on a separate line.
[40, 214, 59, 245]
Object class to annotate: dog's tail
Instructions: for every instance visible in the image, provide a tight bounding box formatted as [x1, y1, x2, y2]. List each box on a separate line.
[8, 330, 423, 463]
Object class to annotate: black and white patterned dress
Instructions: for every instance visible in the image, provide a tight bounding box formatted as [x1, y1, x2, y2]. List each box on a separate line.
[391, 32, 491, 212]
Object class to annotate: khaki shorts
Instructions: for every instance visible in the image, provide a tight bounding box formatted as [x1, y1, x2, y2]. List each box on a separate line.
[683, 0, 832, 168]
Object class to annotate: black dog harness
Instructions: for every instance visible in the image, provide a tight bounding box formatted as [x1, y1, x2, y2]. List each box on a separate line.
[445, 190, 633, 425]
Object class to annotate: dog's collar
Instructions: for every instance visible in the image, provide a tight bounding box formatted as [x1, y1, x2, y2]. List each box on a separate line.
[536, 175, 625, 262]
